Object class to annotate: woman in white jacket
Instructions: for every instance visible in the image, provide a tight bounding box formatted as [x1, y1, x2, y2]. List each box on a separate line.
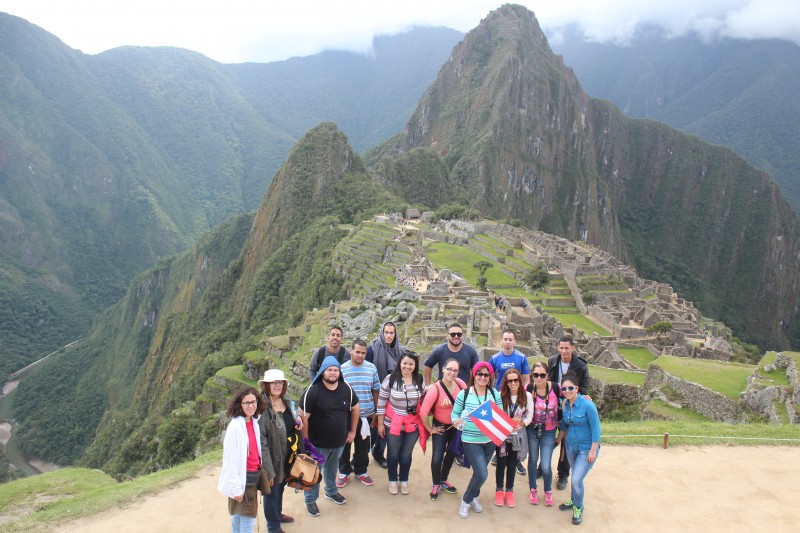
[218, 386, 266, 533]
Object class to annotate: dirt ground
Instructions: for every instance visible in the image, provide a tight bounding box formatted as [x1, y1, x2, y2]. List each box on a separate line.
[56, 445, 800, 532]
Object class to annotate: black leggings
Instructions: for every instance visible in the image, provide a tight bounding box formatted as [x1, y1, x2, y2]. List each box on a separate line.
[495, 447, 518, 491]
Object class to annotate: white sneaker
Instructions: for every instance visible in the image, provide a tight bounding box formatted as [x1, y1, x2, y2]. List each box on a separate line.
[400, 481, 410, 495]
[459, 500, 470, 519]
[471, 498, 483, 513]
[389, 481, 399, 495]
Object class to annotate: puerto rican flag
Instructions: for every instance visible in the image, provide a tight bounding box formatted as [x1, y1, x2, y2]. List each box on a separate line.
[468, 399, 516, 445]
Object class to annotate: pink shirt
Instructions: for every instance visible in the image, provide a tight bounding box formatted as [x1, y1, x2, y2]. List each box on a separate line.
[419, 378, 467, 425]
[531, 385, 559, 431]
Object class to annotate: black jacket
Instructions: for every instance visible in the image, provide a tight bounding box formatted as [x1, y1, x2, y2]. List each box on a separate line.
[547, 353, 590, 397]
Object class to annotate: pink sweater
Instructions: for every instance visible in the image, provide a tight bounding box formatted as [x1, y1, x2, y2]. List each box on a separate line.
[419, 378, 467, 425]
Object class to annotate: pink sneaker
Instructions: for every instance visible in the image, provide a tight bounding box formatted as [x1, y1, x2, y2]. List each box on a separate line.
[505, 491, 516, 508]
[528, 488, 539, 505]
[544, 491, 554, 506]
[494, 490, 505, 507]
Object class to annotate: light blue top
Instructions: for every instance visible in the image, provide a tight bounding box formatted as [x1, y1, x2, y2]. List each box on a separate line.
[560, 394, 601, 452]
[451, 387, 503, 444]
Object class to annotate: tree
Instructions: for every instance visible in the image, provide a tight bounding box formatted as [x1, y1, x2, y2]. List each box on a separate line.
[473, 260, 493, 291]
[647, 321, 674, 348]
[525, 262, 549, 290]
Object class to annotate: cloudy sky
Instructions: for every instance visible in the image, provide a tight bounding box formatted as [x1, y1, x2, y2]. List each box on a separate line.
[1, 0, 798, 63]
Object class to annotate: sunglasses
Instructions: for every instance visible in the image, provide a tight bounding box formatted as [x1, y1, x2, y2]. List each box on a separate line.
[532, 372, 547, 379]
[562, 386, 577, 391]
[475, 372, 490, 378]
[506, 378, 519, 383]
[449, 332, 463, 337]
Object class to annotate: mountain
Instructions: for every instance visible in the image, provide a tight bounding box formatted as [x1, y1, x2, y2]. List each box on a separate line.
[0, 12, 460, 383]
[371, 4, 800, 349]
[550, 27, 800, 212]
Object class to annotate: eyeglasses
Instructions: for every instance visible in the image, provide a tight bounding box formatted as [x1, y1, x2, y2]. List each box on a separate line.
[449, 332, 463, 337]
[241, 401, 257, 406]
[475, 372, 490, 378]
[532, 373, 547, 379]
[444, 368, 459, 373]
[506, 379, 519, 383]
[562, 386, 577, 391]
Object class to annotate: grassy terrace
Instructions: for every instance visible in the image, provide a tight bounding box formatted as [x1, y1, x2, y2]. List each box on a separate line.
[619, 347, 656, 369]
[644, 399, 712, 422]
[548, 313, 612, 336]
[652, 356, 754, 400]
[588, 364, 645, 386]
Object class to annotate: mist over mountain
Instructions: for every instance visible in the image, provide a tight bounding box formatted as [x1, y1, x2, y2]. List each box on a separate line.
[550, 26, 800, 212]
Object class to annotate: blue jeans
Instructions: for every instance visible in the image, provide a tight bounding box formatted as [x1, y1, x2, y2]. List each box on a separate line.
[305, 445, 344, 504]
[527, 427, 557, 491]
[231, 514, 255, 533]
[263, 481, 285, 533]
[462, 441, 494, 503]
[430, 425, 457, 485]
[385, 429, 419, 482]
[565, 445, 599, 509]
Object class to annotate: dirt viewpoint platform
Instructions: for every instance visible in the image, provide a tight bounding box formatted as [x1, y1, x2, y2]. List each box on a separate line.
[57, 445, 800, 532]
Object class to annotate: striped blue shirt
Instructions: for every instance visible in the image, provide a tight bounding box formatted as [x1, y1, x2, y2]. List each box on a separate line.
[341, 360, 380, 416]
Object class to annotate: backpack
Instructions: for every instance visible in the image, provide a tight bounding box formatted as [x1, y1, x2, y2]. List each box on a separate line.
[310, 346, 347, 377]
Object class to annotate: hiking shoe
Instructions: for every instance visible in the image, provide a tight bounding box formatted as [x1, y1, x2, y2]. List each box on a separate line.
[441, 480, 458, 494]
[515, 462, 527, 475]
[372, 454, 388, 468]
[494, 490, 505, 507]
[306, 502, 320, 517]
[572, 506, 583, 525]
[389, 481, 399, 495]
[557, 476, 568, 490]
[505, 491, 516, 508]
[357, 473, 374, 486]
[430, 484, 441, 501]
[325, 492, 347, 505]
[529, 488, 539, 505]
[491, 455, 497, 466]
[455, 456, 464, 467]
[471, 497, 483, 513]
[459, 500, 470, 519]
[544, 491, 554, 506]
[336, 473, 349, 488]
[400, 481, 410, 495]
[279, 514, 294, 523]
[559, 498, 574, 511]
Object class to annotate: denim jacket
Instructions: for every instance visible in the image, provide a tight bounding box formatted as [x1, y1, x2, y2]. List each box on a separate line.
[560, 394, 600, 452]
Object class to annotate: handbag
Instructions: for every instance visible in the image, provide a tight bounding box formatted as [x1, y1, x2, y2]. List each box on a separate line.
[284, 453, 320, 492]
[257, 466, 272, 495]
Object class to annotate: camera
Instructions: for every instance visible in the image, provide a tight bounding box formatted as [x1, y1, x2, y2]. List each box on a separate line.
[532, 422, 543, 439]
[407, 406, 417, 415]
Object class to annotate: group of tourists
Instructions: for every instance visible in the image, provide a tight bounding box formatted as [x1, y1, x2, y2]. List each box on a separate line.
[218, 324, 601, 532]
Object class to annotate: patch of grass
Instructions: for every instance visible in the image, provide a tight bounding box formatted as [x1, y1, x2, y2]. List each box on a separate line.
[426, 243, 519, 287]
[0, 450, 222, 532]
[216, 365, 256, 386]
[588, 365, 645, 386]
[645, 399, 711, 422]
[601, 420, 800, 446]
[652, 356, 754, 400]
[619, 347, 656, 369]
[548, 313, 612, 336]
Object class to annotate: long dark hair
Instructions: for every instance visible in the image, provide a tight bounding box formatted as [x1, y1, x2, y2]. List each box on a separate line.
[388, 352, 423, 395]
[226, 386, 266, 418]
[500, 369, 528, 412]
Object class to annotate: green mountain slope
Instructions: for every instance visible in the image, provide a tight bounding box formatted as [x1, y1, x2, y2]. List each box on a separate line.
[551, 28, 800, 212]
[373, 4, 800, 349]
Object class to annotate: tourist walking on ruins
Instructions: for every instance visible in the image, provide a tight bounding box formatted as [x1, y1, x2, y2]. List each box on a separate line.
[299, 356, 359, 517]
[218, 387, 267, 533]
[376, 352, 425, 495]
[366, 321, 408, 468]
[424, 323, 479, 385]
[547, 336, 591, 490]
[451, 362, 503, 519]
[418, 357, 467, 501]
[494, 369, 533, 508]
[526, 361, 560, 507]
[258, 369, 301, 533]
[338, 340, 381, 488]
[556, 372, 601, 525]
[309, 326, 348, 378]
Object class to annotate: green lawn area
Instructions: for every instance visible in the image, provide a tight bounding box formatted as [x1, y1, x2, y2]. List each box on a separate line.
[645, 399, 711, 422]
[619, 347, 656, 369]
[217, 365, 256, 386]
[755, 351, 790, 386]
[548, 313, 612, 336]
[652, 356, 754, 400]
[588, 365, 645, 386]
[426, 243, 537, 297]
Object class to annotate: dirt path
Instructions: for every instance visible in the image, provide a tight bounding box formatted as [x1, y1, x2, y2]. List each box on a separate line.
[55, 445, 800, 532]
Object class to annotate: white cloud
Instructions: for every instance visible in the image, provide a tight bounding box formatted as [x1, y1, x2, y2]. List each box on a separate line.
[0, 1, 797, 63]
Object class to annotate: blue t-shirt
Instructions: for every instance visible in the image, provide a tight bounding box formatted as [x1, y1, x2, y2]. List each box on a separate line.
[425, 343, 479, 383]
[489, 350, 530, 387]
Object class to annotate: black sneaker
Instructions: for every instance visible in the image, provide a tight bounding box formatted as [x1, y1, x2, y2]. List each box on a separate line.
[306, 502, 320, 517]
[572, 506, 583, 525]
[515, 462, 527, 475]
[455, 455, 464, 467]
[557, 476, 568, 490]
[559, 498, 574, 511]
[490, 455, 497, 466]
[372, 454, 388, 469]
[325, 492, 347, 505]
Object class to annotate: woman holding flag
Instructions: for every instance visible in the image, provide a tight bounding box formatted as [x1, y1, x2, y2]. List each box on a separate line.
[451, 361, 515, 519]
